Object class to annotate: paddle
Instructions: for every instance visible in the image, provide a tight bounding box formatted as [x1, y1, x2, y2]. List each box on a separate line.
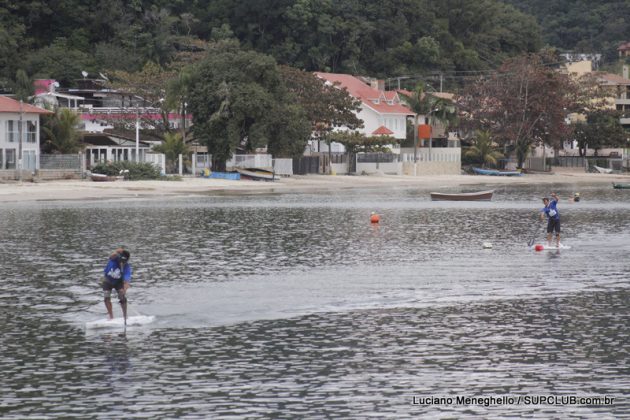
[527, 217, 543, 247]
[121, 288, 128, 327]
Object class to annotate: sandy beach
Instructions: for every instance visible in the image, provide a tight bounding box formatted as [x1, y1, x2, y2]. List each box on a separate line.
[1, 169, 628, 203]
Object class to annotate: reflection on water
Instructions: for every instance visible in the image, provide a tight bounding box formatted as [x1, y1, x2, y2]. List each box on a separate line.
[0, 184, 628, 418]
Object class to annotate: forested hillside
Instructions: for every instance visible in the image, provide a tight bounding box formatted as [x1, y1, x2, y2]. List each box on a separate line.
[0, 0, 541, 88]
[503, 0, 630, 61]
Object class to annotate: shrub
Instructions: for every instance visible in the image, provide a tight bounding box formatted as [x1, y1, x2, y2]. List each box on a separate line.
[91, 161, 162, 180]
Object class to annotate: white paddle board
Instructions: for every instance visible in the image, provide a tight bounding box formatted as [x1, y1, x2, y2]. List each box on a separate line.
[531, 243, 571, 251]
[85, 315, 155, 329]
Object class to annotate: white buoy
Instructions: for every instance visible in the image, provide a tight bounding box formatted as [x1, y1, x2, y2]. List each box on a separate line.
[482, 242, 493, 249]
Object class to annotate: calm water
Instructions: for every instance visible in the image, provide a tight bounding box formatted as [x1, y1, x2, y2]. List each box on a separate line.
[1, 183, 629, 418]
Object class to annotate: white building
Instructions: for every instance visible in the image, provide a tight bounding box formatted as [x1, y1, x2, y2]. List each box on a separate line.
[0, 96, 51, 176]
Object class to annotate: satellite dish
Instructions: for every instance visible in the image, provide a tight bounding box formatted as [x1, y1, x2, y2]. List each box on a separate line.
[99, 72, 109, 81]
[81, 71, 88, 78]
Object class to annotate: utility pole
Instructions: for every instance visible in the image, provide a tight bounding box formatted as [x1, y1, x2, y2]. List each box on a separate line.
[135, 106, 140, 162]
[18, 100, 24, 182]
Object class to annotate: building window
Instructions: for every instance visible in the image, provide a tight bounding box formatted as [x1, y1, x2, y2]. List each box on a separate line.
[6, 120, 18, 142]
[27, 121, 37, 143]
[5, 148, 16, 169]
[5, 120, 37, 143]
[0, 148, 3, 169]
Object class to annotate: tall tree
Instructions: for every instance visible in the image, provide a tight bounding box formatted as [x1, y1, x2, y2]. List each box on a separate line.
[12, 70, 33, 101]
[573, 110, 627, 156]
[109, 61, 176, 136]
[458, 54, 576, 168]
[187, 41, 311, 170]
[400, 83, 456, 160]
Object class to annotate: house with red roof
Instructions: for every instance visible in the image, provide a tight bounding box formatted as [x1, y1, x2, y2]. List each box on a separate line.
[618, 42, 630, 58]
[315, 72, 413, 148]
[0, 96, 51, 176]
[314, 72, 462, 175]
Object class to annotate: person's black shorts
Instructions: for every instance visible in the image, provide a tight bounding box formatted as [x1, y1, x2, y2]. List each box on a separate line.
[547, 218, 561, 234]
[102, 279, 124, 299]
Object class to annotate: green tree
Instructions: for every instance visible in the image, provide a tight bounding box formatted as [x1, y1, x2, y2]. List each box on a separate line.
[153, 132, 189, 172]
[279, 66, 362, 134]
[109, 61, 175, 136]
[26, 38, 95, 86]
[464, 130, 504, 167]
[279, 65, 363, 165]
[573, 110, 627, 157]
[187, 41, 311, 170]
[329, 131, 397, 154]
[41, 108, 83, 154]
[12, 70, 33, 101]
[400, 83, 456, 160]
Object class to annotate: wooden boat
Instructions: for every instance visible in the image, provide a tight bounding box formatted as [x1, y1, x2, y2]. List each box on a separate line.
[612, 182, 630, 189]
[593, 165, 613, 174]
[90, 173, 123, 182]
[235, 167, 275, 181]
[430, 190, 494, 201]
[472, 167, 523, 176]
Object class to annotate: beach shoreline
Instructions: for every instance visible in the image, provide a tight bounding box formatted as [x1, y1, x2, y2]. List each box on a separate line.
[2, 169, 628, 203]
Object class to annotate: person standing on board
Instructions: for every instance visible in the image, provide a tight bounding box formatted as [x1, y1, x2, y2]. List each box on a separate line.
[540, 193, 561, 247]
[102, 247, 132, 320]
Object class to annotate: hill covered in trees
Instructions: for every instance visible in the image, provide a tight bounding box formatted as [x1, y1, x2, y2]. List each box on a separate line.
[1, 0, 542, 89]
[502, 0, 630, 61]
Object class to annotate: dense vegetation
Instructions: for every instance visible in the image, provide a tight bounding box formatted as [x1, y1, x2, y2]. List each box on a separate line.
[2, 0, 625, 164]
[0, 0, 542, 90]
[503, 0, 630, 62]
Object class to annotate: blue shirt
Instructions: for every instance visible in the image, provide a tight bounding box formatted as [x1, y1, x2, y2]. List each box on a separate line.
[104, 257, 132, 285]
[542, 199, 560, 220]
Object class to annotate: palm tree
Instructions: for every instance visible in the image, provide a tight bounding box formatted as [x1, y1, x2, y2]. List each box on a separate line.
[153, 132, 189, 173]
[400, 83, 458, 161]
[464, 130, 504, 168]
[399, 83, 432, 162]
[41, 108, 83, 154]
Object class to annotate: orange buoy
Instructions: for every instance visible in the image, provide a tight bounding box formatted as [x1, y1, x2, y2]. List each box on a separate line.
[534, 244, 544, 251]
[370, 212, 380, 223]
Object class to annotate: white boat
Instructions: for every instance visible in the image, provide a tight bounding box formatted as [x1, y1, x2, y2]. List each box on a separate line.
[430, 190, 494, 201]
[593, 165, 613, 174]
[90, 173, 123, 182]
[235, 168, 276, 181]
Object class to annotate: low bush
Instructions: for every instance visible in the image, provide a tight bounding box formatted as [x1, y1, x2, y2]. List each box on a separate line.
[90, 161, 162, 180]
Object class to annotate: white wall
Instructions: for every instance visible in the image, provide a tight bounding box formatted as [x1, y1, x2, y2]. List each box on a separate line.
[0, 113, 41, 170]
[358, 106, 407, 140]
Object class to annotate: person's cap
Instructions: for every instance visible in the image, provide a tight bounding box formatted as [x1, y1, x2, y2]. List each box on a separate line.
[574, 192, 580, 196]
[120, 250, 130, 262]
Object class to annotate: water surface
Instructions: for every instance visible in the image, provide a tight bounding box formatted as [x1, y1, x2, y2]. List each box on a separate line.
[1, 183, 628, 418]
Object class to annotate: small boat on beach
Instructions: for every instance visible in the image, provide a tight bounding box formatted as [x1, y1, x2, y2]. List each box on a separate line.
[612, 182, 630, 189]
[593, 165, 613, 174]
[235, 167, 275, 181]
[90, 173, 123, 182]
[472, 167, 523, 176]
[430, 190, 494, 201]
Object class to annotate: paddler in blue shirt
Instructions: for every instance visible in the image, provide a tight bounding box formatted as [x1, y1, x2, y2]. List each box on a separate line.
[102, 247, 132, 320]
[540, 192, 561, 247]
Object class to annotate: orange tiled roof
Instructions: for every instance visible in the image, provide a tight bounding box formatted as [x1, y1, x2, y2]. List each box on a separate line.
[315, 72, 413, 115]
[595, 72, 630, 86]
[372, 125, 394, 135]
[0, 96, 52, 114]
